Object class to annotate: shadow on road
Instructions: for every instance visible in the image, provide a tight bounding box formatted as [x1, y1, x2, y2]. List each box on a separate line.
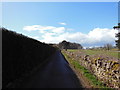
[12, 50, 83, 88]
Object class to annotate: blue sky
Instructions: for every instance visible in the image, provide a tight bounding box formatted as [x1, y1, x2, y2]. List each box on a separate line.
[1, 2, 118, 47]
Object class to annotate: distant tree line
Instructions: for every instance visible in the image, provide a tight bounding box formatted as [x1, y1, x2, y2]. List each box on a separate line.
[85, 43, 116, 51]
[2, 28, 56, 88]
[58, 40, 83, 51]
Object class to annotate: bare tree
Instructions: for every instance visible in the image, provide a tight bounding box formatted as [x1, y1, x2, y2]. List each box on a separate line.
[104, 44, 113, 50]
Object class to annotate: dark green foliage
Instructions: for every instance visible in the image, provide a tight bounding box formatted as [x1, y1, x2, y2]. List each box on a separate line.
[59, 40, 70, 51]
[114, 23, 120, 50]
[2, 28, 56, 88]
[59, 40, 83, 50]
[115, 32, 120, 50]
[113, 23, 120, 29]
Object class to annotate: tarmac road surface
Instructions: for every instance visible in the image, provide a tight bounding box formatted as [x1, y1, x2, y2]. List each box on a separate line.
[20, 51, 82, 88]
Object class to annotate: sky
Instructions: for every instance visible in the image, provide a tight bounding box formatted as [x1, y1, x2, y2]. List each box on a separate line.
[1, 2, 119, 47]
[1, 0, 120, 2]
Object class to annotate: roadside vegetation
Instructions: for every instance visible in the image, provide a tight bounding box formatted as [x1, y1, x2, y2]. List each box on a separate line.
[2, 28, 56, 88]
[62, 48, 119, 88]
[62, 51, 113, 89]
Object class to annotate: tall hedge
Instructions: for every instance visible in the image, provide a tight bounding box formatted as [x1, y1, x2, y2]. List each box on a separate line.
[2, 28, 56, 88]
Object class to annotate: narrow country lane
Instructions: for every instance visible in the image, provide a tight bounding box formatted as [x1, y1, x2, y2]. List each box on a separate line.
[20, 51, 83, 88]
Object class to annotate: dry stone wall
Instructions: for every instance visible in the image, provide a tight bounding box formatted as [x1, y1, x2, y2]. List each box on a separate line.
[65, 51, 120, 88]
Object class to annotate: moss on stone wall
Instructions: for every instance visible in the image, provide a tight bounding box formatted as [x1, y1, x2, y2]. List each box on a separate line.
[64, 51, 120, 88]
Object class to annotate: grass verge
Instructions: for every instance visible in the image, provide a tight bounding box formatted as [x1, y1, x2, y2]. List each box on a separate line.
[62, 51, 112, 89]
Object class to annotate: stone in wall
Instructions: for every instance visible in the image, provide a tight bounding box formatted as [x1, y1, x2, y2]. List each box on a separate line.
[65, 51, 120, 88]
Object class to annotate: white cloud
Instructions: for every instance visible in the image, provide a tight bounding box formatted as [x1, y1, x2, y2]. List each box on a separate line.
[23, 25, 65, 34]
[40, 28, 118, 47]
[23, 25, 118, 47]
[23, 25, 56, 32]
[87, 28, 117, 44]
[59, 22, 67, 25]
[52, 27, 65, 34]
[23, 25, 41, 31]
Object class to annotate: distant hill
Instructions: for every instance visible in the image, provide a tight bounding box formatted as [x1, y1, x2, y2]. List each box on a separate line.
[2, 28, 56, 88]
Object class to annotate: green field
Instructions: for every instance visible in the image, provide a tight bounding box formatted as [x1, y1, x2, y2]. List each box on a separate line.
[67, 49, 79, 52]
[67, 49, 119, 59]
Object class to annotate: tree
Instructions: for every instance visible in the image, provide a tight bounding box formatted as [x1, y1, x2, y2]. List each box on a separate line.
[115, 33, 120, 50]
[104, 44, 113, 50]
[113, 23, 120, 29]
[113, 23, 120, 50]
[61, 40, 70, 51]
[59, 40, 69, 51]
[58, 40, 83, 50]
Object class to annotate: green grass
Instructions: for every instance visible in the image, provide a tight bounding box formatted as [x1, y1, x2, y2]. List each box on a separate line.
[67, 49, 79, 52]
[62, 51, 111, 89]
[67, 49, 119, 58]
[83, 50, 119, 58]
